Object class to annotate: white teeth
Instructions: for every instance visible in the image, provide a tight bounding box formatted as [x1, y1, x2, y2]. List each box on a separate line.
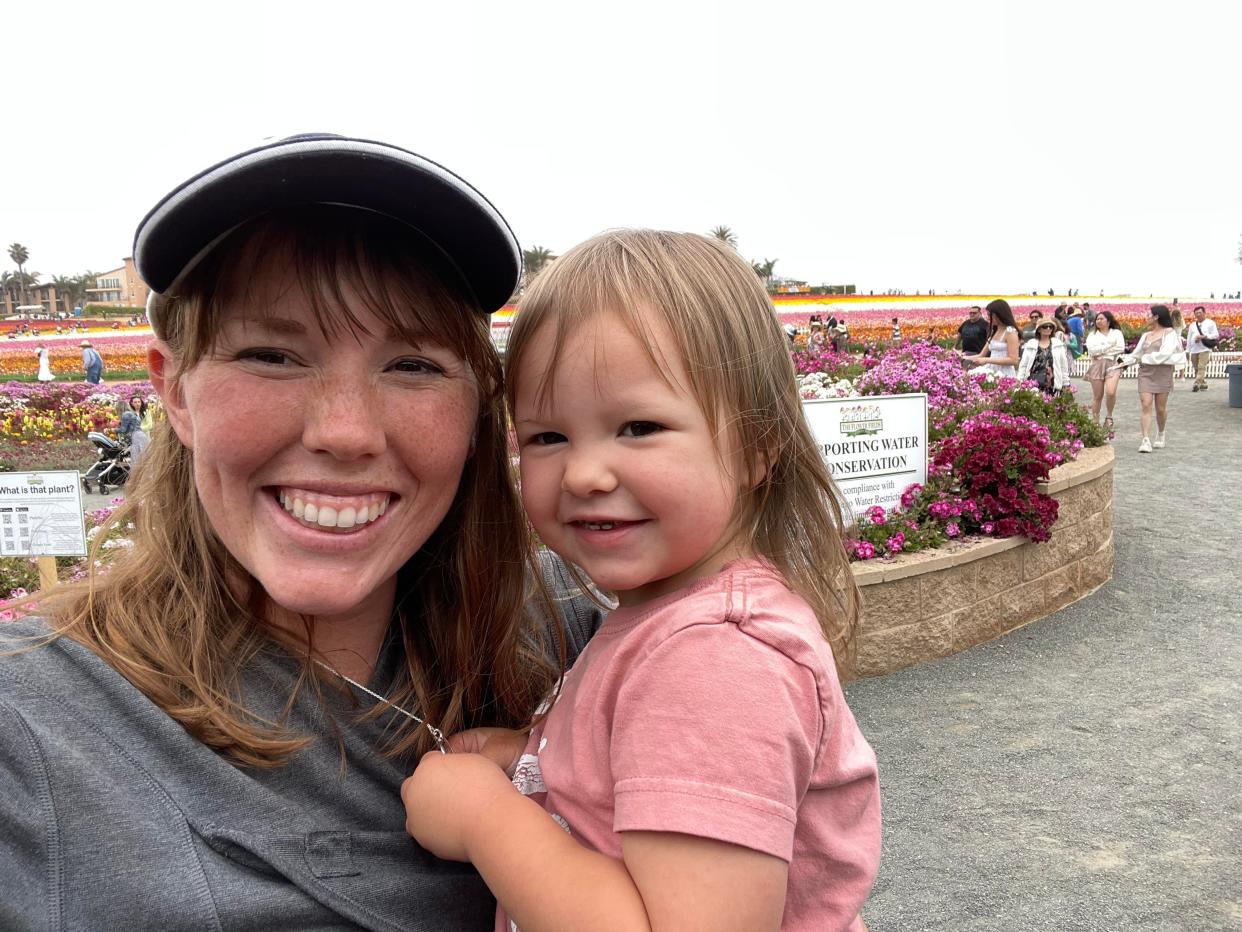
[277, 489, 391, 530]
[586, 522, 617, 531]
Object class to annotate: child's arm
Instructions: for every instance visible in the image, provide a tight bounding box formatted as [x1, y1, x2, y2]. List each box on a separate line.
[402, 752, 787, 931]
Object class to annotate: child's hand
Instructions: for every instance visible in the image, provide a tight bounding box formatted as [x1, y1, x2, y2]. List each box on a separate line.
[401, 752, 516, 862]
[446, 727, 528, 777]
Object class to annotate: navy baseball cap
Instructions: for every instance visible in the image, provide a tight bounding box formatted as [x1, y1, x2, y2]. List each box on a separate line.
[133, 133, 521, 318]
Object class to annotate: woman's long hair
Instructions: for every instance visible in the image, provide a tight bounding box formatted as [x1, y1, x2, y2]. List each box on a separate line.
[34, 208, 558, 766]
[1150, 304, 1174, 328]
[985, 299, 1019, 339]
[505, 230, 860, 679]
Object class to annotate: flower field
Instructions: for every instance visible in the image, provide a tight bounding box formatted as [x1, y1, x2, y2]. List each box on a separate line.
[0, 382, 157, 474]
[0, 332, 152, 379]
[765, 297, 1242, 348]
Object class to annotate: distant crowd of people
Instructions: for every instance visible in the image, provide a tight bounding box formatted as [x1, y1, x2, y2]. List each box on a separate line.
[954, 300, 1221, 452]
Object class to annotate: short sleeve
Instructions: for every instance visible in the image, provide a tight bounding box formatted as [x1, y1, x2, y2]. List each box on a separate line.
[0, 700, 57, 929]
[609, 623, 822, 862]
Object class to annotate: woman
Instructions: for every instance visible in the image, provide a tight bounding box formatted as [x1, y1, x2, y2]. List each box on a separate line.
[140, 393, 158, 432]
[963, 298, 1021, 377]
[117, 395, 150, 465]
[831, 321, 850, 353]
[1118, 304, 1186, 453]
[34, 343, 54, 381]
[1017, 319, 1070, 395]
[0, 134, 598, 930]
[1084, 310, 1125, 439]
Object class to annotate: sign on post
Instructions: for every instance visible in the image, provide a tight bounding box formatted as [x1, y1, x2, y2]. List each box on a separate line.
[802, 393, 929, 517]
[0, 471, 88, 561]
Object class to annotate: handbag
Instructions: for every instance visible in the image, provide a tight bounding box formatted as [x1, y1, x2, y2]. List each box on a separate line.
[1195, 322, 1220, 350]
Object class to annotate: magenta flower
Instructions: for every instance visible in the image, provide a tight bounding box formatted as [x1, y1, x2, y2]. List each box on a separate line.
[946, 522, 960, 537]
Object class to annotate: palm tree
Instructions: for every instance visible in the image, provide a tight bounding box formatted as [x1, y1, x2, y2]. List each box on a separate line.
[53, 272, 94, 315]
[758, 258, 778, 288]
[522, 246, 554, 279]
[8, 243, 30, 306]
[710, 226, 738, 249]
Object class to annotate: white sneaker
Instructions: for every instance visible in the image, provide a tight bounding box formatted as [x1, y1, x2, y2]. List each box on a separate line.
[1153, 431, 1166, 448]
[1138, 437, 1153, 453]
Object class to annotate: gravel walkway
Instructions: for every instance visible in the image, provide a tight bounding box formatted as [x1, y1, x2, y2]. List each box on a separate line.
[846, 377, 1241, 930]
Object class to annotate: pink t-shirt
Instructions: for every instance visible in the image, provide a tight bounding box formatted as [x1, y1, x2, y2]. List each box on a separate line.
[497, 559, 881, 931]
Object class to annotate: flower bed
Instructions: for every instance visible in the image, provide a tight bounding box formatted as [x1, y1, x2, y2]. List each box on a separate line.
[796, 341, 1105, 561]
[850, 445, 1115, 677]
[0, 499, 133, 606]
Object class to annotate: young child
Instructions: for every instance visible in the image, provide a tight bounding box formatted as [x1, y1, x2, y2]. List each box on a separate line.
[403, 230, 881, 931]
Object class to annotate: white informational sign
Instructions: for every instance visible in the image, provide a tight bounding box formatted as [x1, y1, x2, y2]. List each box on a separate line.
[802, 393, 929, 517]
[0, 471, 87, 557]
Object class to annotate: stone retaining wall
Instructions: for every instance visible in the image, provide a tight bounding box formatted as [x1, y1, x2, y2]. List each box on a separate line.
[851, 445, 1115, 677]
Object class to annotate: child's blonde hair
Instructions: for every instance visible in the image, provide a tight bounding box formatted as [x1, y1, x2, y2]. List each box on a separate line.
[505, 229, 860, 677]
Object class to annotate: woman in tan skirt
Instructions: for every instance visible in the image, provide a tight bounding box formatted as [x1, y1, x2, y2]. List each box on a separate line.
[1117, 305, 1187, 453]
[1084, 310, 1125, 439]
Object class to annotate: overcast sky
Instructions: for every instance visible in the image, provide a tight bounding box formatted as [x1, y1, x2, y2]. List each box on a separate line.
[4, 0, 1240, 297]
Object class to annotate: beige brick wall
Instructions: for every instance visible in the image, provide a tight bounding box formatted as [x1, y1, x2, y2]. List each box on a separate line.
[851, 445, 1115, 678]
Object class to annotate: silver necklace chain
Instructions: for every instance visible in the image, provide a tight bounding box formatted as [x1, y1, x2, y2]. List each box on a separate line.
[313, 659, 447, 753]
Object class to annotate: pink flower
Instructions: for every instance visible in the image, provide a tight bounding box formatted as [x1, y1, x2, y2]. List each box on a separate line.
[866, 505, 887, 525]
[982, 521, 995, 534]
[853, 540, 877, 560]
[946, 522, 960, 537]
[886, 532, 906, 553]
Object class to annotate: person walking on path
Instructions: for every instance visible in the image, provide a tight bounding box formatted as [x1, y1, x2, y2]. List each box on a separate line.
[1186, 306, 1220, 392]
[81, 340, 104, 384]
[954, 306, 989, 355]
[1018, 319, 1071, 395]
[1084, 310, 1125, 439]
[34, 344, 54, 382]
[1117, 304, 1186, 453]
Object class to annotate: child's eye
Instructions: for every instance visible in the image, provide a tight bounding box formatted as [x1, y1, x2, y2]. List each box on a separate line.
[622, 421, 664, 438]
[527, 431, 567, 446]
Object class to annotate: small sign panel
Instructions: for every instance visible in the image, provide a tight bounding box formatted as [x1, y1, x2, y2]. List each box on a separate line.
[0, 471, 88, 557]
[802, 393, 929, 517]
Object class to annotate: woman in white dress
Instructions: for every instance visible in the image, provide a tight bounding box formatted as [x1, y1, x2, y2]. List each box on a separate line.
[963, 299, 1021, 377]
[35, 344, 54, 381]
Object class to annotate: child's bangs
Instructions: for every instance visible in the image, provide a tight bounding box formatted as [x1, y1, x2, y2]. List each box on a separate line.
[508, 237, 715, 423]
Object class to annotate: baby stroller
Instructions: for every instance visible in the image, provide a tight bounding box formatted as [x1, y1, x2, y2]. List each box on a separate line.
[82, 431, 131, 494]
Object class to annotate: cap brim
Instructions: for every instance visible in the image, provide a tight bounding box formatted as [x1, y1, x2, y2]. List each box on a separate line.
[133, 134, 520, 314]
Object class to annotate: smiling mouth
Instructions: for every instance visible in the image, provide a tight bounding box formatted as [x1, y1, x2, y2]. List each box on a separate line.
[572, 519, 645, 531]
[274, 487, 392, 531]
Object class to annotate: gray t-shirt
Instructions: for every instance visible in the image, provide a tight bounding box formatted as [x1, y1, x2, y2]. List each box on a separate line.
[0, 560, 602, 931]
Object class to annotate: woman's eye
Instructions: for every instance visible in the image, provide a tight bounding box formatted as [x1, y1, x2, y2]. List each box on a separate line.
[241, 349, 291, 366]
[390, 357, 444, 375]
[623, 421, 663, 438]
